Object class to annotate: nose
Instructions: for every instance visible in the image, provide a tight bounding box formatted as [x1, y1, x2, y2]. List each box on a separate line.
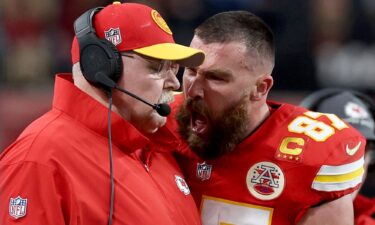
[184, 73, 204, 99]
[164, 68, 180, 91]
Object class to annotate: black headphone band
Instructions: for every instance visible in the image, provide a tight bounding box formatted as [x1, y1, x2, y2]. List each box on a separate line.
[74, 7, 103, 40]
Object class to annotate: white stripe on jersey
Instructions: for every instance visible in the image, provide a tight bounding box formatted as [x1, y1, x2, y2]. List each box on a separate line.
[312, 156, 364, 192]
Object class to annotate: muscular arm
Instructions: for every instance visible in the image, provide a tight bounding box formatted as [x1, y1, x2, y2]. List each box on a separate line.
[297, 194, 354, 225]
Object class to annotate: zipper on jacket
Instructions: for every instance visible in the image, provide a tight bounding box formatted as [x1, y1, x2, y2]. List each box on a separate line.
[139, 147, 151, 173]
[144, 163, 150, 172]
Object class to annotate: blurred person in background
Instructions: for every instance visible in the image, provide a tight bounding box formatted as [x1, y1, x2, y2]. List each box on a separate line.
[1, 0, 60, 84]
[0, 2, 205, 224]
[301, 88, 375, 225]
[169, 10, 366, 225]
[0, 0, 123, 151]
[310, 0, 375, 90]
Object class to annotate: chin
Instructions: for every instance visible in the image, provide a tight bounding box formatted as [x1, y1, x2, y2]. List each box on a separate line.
[142, 114, 166, 134]
[146, 127, 159, 134]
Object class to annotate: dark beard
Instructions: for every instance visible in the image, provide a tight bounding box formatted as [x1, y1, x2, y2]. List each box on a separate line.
[176, 98, 249, 160]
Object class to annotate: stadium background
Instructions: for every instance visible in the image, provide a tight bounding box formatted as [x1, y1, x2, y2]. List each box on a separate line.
[1, 0, 374, 196]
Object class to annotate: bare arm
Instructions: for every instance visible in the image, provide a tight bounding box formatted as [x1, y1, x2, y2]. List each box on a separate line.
[297, 194, 354, 225]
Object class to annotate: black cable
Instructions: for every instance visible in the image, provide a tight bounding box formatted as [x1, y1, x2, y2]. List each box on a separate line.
[114, 85, 155, 108]
[107, 90, 115, 225]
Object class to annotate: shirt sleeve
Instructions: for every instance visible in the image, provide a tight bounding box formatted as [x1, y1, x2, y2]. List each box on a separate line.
[0, 161, 76, 225]
[311, 134, 366, 200]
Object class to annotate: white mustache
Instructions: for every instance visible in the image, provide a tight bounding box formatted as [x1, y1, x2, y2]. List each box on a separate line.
[158, 91, 174, 104]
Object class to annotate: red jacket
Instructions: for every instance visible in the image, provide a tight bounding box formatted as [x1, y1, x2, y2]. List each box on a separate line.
[0, 74, 201, 225]
[354, 194, 375, 225]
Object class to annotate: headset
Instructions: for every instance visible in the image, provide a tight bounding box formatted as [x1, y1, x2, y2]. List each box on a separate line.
[73, 7, 123, 90]
[72, 7, 173, 225]
[300, 88, 375, 117]
[74, 8, 120, 225]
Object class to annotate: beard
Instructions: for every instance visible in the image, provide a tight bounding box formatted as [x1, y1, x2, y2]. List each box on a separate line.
[176, 97, 249, 160]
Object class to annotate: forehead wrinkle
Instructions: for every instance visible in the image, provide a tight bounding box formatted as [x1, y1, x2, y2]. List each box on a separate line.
[194, 39, 257, 77]
[220, 41, 253, 72]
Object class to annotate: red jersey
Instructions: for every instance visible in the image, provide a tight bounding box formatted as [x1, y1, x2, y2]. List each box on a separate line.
[170, 94, 366, 225]
[0, 75, 201, 225]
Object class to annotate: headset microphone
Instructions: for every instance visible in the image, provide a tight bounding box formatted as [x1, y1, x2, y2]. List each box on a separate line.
[95, 73, 171, 117]
[154, 103, 171, 117]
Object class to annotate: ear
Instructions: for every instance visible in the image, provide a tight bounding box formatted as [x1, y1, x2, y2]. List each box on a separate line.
[250, 75, 273, 101]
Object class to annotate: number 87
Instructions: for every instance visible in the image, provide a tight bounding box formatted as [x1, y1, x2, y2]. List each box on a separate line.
[288, 111, 348, 142]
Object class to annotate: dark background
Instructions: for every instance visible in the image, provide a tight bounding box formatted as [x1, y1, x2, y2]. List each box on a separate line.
[1, 0, 374, 196]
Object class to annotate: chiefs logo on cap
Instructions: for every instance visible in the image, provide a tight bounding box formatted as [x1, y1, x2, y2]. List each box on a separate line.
[151, 10, 172, 35]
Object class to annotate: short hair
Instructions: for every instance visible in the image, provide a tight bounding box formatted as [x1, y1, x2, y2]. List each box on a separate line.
[195, 11, 275, 72]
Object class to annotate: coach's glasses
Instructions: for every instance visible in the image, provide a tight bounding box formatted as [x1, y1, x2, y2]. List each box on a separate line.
[121, 52, 179, 77]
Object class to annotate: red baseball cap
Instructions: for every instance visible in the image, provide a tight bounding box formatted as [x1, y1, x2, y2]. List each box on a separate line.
[71, 2, 204, 67]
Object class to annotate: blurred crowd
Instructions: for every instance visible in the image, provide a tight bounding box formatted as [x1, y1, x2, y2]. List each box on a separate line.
[1, 0, 375, 90]
[1, 0, 375, 154]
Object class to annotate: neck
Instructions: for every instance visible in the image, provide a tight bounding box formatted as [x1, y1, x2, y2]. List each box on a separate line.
[245, 102, 270, 138]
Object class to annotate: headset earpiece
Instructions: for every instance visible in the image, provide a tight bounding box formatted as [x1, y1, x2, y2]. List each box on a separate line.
[79, 37, 123, 86]
[74, 7, 123, 89]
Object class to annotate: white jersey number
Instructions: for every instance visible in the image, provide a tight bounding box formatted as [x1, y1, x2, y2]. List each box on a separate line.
[201, 196, 273, 225]
[288, 111, 348, 142]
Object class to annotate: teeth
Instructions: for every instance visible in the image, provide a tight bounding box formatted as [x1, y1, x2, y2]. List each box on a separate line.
[190, 111, 208, 135]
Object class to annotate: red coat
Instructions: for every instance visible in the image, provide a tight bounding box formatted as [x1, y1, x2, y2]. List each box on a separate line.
[354, 194, 375, 225]
[0, 75, 201, 225]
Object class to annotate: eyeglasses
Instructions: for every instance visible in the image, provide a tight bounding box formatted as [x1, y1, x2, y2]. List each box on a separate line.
[121, 52, 179, 76]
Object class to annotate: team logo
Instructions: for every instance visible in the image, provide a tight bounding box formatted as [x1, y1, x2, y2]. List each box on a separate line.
[175, 175, 190, 195]
[345, 102, 369, 119]
[346, 141, 362, 156]
[151, 10, 172, 35]
[246, 162, 285, 200]
[196, 162, 212, 181]
[104, 28, 122, 46]
[9, 196, 28, 219]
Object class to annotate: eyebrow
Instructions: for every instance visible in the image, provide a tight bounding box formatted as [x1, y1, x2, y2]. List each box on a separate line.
[201, 68, 233, 80]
